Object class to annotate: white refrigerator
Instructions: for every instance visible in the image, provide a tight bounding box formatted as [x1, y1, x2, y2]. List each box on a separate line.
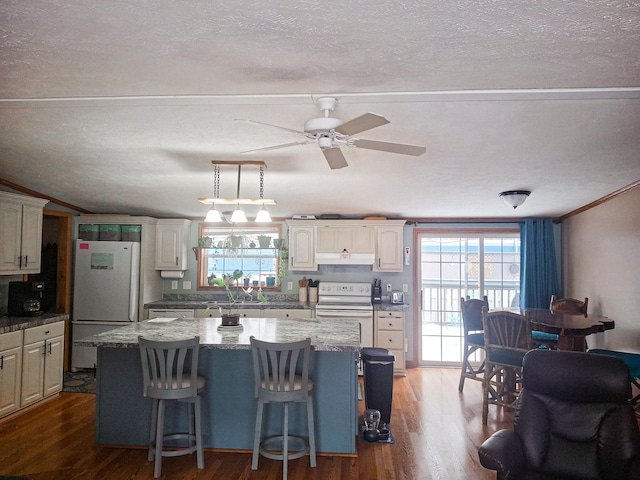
[72, 240, 140, 370]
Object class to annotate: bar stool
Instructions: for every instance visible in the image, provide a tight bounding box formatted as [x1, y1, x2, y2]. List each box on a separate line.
[139, 336, 206, 478]
[459, 296, 489, 392]
[250, 336, 316, 480]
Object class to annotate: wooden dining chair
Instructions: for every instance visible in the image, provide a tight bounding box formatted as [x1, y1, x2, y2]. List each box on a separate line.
[549, 295, 589, 349]
[458, 296, 488, 392]
[550, 295, 588, 316]
[481, 308, 532, 424]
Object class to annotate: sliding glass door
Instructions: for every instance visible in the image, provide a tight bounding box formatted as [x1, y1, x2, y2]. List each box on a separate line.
[417, 231, 521, 366]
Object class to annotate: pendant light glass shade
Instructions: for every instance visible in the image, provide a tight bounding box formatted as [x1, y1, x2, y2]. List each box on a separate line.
[204, 204, 223, 222]
[230, 204, 248, 223]
[255, 204, 272, 223]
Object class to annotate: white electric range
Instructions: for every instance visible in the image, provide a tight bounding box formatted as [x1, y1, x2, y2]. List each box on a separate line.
[315, 281, 374, 349]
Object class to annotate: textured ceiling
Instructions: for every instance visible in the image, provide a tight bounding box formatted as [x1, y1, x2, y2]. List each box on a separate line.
[1, 0, 639, 220]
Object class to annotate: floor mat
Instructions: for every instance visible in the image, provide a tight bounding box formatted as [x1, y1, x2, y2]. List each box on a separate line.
[62, 370, 96, 394]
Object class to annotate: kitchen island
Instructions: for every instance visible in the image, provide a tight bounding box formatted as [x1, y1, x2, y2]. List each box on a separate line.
[74, 316, 360, 454]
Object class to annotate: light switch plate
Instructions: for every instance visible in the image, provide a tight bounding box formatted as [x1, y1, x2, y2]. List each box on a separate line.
[287, 281, 293, 290]
[386, 283, 392, 292]
[182, 280, 191, 290]
[402, 284, 408, 292]
[171, 280, 178, 290]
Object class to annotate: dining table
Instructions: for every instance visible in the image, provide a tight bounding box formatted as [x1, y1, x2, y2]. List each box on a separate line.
[525, 308, 615, 352]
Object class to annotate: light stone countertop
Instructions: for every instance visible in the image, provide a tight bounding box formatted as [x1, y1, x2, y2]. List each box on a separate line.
[73, 316, 360, 352]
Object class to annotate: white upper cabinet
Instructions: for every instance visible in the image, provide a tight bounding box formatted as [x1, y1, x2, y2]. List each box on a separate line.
[287, 220, 404, 271]
[316, 226, 375, 254]
[288, 225, 317, 271]
[155, 219, 192, 270]
[374, 224, 404, 272]
[0, 192, 48, 275]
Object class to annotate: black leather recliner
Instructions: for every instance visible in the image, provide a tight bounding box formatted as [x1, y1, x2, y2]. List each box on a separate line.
[478, 349, 640, 480]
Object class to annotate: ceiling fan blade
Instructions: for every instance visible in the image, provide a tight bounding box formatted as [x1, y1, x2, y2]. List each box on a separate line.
[240, 141, 312, 154]
[322, 147, 348, 169]
[352, 138, 426, 156]
[335, 113, 390, 136]
[235, 118, 306, 135]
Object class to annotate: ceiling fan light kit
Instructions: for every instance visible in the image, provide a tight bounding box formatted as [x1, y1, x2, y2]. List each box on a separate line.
[199, 161, 275, 223]
[238, 97, 426, 169]
[499, 190, 531, 209]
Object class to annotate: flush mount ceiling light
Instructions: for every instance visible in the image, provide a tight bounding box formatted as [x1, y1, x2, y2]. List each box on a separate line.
[499, 190, 531, 209]
[199, 161, 276, 223]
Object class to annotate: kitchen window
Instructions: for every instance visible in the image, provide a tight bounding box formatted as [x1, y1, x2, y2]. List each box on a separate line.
[197, 224, 283, 290]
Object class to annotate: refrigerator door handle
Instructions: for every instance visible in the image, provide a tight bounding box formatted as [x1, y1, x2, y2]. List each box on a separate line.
[128, 263, 138, 322]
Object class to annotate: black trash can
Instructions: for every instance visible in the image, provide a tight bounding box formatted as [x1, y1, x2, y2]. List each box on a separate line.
[360, 347, 395, 425]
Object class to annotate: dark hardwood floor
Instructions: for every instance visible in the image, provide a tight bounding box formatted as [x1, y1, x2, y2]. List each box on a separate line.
[0, 368, 514, 479]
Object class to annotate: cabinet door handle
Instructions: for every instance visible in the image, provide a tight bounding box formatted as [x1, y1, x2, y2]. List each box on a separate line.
[1, 355, 4, 370]
[175, 256, 179, 266]
[48, 342, 52, 356]
[24, 255, 28, 266]
[42, 344, 47, 356]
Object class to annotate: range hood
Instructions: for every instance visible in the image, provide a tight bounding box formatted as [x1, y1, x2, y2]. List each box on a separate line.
[315, 251, 375, 265]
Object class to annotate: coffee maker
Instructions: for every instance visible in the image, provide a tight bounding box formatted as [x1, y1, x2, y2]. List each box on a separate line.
[8, 281, 45, 316]
[372, 279, 382, 303]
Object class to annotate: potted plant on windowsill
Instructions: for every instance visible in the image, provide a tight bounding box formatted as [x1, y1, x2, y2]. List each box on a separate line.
[208, 269, 267, 326]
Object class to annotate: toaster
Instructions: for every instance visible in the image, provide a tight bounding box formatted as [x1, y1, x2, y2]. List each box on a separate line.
[391, 291, 404, 304]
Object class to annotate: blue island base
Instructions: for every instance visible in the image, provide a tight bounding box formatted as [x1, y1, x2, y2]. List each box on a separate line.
[95, 347, 359, 454]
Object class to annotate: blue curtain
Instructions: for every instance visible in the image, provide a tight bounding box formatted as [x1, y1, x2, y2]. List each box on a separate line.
[520, 218, 560, 310]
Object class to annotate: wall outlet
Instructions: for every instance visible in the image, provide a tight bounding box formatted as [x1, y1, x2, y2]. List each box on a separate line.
[402, 283, 409, 292]
[171, 280, 178, 290]
[182, 280, 191, 290]
[386, 283, 392, 292]
[287, 281, 293, 290]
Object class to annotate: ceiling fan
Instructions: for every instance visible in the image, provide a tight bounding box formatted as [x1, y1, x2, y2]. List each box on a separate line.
[236, 97, 426, 169]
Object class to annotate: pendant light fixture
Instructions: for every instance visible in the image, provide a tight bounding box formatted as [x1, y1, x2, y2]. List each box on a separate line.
[204, 164, 223, 222]
[254, 165, 272, 222]
[199, 161, 276, 223]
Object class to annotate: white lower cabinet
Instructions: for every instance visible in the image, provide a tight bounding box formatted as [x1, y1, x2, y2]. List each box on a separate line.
[196, 308, 255, 318]
[374, 311, 406, 376]
[21, 321, 65, 408]
[147, 309, 195, 319]
[196, 308, 313, 319]
[254, 309, 313, 319]
[0, 331, 23, 418]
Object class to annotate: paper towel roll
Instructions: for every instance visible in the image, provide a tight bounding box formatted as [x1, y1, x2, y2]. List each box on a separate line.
[160, 270, 185, 279]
